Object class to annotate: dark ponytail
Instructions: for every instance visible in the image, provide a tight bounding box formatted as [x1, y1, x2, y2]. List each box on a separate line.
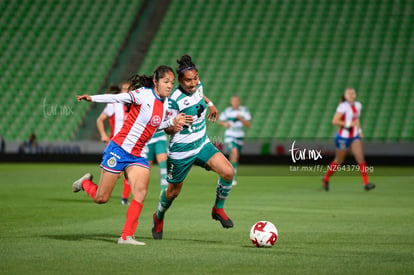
[127, 74, 153, 91]
[176, 54, 197, 78]
[128, 65, 174, 91]
[105, 84, 121, 94]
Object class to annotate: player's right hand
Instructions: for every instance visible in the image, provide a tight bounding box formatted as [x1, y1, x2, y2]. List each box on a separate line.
[101, 136, 110, 143]
[172, 113, 194, 132]
[76, 95, 92, 102]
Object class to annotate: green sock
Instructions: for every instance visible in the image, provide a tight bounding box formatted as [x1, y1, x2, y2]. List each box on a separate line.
[159, 160, 168, 191]
[214, 177, 232, 209]
[231, 162, 238, 180]
[156, 189, 173, 220]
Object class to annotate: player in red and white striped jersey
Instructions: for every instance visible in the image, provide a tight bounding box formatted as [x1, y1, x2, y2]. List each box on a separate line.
[322, 88, 375, 191]
[96, 82, 133, 205]
[72, 65, 193, 245]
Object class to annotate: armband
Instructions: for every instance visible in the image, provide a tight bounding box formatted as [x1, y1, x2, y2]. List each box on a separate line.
[206, 101, 214, 107]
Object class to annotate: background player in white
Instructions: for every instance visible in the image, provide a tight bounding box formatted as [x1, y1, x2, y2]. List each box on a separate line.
[96, 82, 132, 205]
[322, 88, 375, 191]
[218, 95, 251, 186]
[152, 55, 235, 240]
[72, 65, 192, 245]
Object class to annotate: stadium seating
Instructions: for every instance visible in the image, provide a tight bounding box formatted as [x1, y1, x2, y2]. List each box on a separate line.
[138, 0, 413, 142]
[0, 0, 142, 141]
[1, 0, 412, 143]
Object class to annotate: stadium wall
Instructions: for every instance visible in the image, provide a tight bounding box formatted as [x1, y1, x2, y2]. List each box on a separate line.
[1, 141, 413, 166]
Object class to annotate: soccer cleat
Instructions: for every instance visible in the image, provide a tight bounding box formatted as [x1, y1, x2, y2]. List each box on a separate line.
[117, 236, 146, 246]
[212, 206, 234, 228]
[322, 178, 329, 192]
[152, 212, 164, 240]
[72, 173, 93, 192]
[364, 183, 376, 191]
[121, 198, 129, 205]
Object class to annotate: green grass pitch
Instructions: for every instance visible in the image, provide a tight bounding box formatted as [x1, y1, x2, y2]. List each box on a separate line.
[0, 163, 413, 274]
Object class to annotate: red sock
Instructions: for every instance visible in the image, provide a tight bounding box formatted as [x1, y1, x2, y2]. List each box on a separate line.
[82, 179, 97, 200]
[358, 162, 369, 185]
[324, 161, 338, 182]
[122, 178, 131, 199]
[121, 199, 143, 240]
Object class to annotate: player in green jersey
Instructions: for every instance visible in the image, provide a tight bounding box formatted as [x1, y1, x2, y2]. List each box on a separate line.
[152, 55, 234, 239]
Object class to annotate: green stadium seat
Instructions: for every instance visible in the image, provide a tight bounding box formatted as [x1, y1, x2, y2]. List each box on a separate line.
[1, 0, 142, 141]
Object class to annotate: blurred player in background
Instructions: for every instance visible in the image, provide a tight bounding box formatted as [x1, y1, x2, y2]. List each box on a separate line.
[18, 133, 38, 154]
[152, 55, 234, 240]
[0, 134, 5, 153]
[322, 88, 375, 191]
[73, 65, 192, 245]
[145, 130, 169, 192]
[218, 95, 251, 186]
[96, 82, 132, 205]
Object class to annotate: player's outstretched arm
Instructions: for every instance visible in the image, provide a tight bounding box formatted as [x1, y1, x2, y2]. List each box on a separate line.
[218, 120, 231, 128]
[76, 93, 132, 104]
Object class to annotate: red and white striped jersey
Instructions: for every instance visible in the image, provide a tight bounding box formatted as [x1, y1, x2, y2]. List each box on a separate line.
[91, 87, 169, 157]
[336, 101, 362, 138]
[102, 103, 127, 139]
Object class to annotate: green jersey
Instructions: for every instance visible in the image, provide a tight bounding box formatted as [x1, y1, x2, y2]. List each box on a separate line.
[167, 81, 210, 160]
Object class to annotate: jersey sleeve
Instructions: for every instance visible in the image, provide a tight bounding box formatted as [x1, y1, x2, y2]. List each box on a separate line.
[90, 93, 133, 103]
[356, 102, 362, 116]
[102, 104, 114, 117]
[129, 88, 146, 105]
[219, 109, 227, 121]
[336, 103, 346, 114]
[243, 107, 252, 121]
[168, 97, 180, 117]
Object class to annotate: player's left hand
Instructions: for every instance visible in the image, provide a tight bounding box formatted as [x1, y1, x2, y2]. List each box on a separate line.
[207, 105, 218, 122]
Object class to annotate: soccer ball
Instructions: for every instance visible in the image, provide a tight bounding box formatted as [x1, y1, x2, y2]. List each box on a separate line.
[250, 221, 278, 247]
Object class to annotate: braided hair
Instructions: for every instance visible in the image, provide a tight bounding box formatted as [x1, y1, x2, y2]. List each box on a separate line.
[176, 54, 197, 79]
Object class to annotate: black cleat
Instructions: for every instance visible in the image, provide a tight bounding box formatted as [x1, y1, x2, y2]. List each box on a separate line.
[364, 183, 376, 191]
[322, 178, 329, 192]
[121, 198, 129, 205]
[152, 212, 163, 240]
[212, 206, 233, 228]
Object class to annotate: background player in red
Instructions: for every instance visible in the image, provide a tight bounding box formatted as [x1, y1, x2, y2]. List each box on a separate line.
[96, 82, 132, 205]
[73, 65, 193, 245]
[322, 88, 375, 191]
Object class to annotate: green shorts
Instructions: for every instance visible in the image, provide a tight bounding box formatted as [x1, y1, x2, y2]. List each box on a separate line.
[226, 141, 243, 153]
[166, 142, 219, 184]
[146, 140, 167, 162]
